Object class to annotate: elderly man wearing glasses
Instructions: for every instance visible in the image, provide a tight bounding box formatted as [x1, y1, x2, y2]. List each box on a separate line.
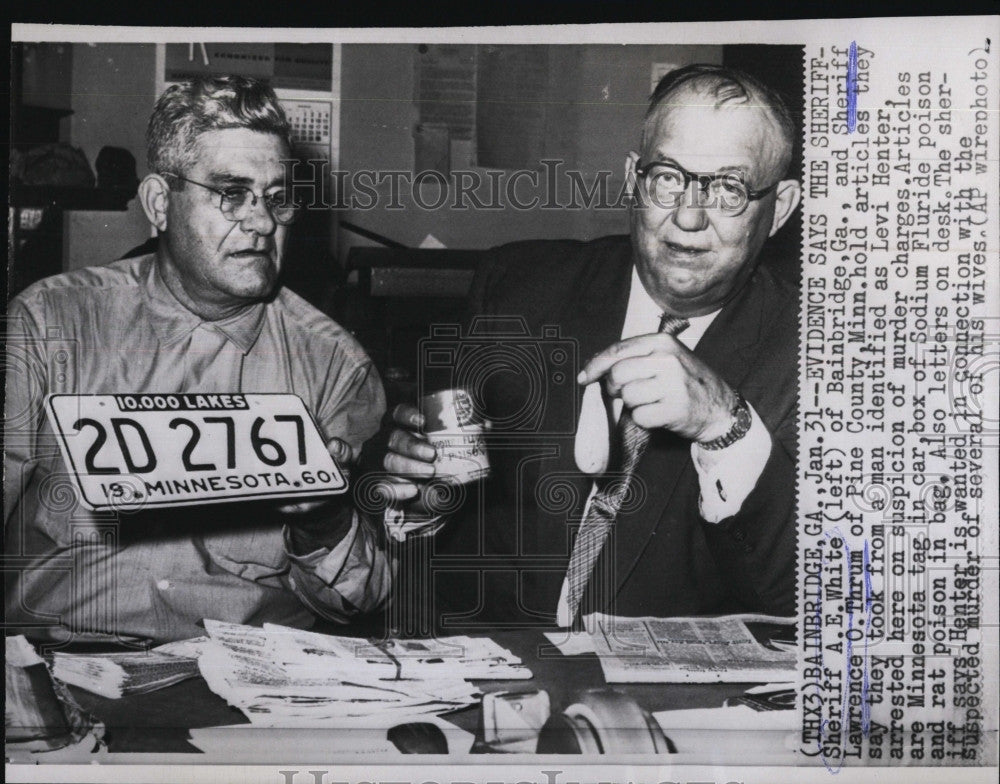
[4, 76, 411, 644]
[375, 64, 803, 628]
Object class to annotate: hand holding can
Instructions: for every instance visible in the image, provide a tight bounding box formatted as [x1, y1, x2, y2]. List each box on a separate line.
[418, 388, 490, 485]
[379, 390, 489, 542]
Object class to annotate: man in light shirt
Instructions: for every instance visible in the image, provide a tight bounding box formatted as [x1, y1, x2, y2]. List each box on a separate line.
[4, 76, 418, 643]
[370, 64, 802, 628]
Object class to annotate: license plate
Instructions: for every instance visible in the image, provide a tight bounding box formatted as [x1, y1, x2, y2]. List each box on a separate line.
[45, 393, 348, 511]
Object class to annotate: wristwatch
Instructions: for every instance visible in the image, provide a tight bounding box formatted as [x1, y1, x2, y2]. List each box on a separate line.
[697, 391, 752, 451]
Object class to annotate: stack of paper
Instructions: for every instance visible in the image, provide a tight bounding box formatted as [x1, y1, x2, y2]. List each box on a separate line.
[50, 650, 200, 699]
[198, 620, 531, 725]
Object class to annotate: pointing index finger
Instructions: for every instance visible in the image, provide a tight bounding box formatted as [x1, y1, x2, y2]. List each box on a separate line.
[577, 333, 673, 385]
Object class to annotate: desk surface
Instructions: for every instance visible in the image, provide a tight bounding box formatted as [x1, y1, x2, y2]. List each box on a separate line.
[66, 628, 755, 756]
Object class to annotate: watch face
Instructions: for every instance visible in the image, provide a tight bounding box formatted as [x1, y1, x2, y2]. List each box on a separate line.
[700, 393, 751, 450]
[734, 401, 752, 433]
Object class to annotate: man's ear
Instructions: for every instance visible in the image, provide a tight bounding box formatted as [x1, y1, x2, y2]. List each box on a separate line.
[138, 174, 171, 232]
[623, 151, 641, 201]
[768, 179, 802, 237]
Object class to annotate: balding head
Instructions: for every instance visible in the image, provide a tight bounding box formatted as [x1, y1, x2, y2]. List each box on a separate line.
[626, 63, 802, 316]
[642, 64, 796, 185]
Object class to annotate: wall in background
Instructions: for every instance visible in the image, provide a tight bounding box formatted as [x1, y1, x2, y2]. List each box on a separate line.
[65, 43, 157, 270]
[43, 43, 800, 278]
[20, 42, 74, 111]
[338, 44, 722, 256]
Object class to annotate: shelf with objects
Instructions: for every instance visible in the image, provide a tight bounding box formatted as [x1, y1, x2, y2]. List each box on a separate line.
[9, 44, 139, 299]
[336, 222, 482, 407]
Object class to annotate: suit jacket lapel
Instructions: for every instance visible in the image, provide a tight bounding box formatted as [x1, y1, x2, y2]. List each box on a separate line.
[691, 274, 765, 390]
[526, 241, 633, 554]
[549, 237, 633, 461]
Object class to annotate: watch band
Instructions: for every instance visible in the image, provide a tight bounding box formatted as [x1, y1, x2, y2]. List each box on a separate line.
[697, 391, 752, 451]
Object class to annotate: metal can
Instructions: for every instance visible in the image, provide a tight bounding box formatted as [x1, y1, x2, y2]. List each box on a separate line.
[419, 388, 490, 484]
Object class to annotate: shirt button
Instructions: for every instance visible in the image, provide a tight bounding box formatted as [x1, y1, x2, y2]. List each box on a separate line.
[156, 579, 172, 591]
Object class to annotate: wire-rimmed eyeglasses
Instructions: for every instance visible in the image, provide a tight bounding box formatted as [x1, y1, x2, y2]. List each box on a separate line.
[163, 173, 299, 225]
[634, 160, 780, 216]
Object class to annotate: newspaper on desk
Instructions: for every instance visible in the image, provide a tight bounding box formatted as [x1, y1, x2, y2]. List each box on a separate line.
[197, 620, 529, 725]
[5, 15, 999, 784]
[588, 613, 797, 683]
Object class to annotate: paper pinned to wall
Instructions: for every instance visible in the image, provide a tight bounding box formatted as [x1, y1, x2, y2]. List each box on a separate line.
[418, 233, 447, 249]
[415, 44, 476, 141]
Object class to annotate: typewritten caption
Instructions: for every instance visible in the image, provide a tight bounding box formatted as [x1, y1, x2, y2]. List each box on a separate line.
[800, 41, 998, 767]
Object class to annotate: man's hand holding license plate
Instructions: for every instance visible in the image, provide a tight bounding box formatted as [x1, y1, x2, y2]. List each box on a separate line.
[46, 393, 349, 511]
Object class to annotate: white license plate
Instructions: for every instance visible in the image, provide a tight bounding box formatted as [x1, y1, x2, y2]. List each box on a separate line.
[45, 393, 348, 511]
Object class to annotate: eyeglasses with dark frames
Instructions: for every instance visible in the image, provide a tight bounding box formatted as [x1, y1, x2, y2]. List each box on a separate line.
[163, 173, 299, 225]
[634, 160, 780, 216]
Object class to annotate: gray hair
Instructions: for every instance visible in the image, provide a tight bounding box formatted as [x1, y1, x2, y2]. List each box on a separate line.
[146, 75, 292, 175]
[642, 63, 796, 178]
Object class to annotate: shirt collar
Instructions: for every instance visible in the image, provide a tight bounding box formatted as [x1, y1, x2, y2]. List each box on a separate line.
[622, 266, 720, 350]
[141, 255, 267, 354]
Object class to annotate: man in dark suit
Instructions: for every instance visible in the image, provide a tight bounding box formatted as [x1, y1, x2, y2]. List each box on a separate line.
[370, 64, 802, 628]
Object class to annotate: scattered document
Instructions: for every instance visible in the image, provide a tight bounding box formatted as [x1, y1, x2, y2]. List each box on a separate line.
[153, 636, 212, 660]
[588, 613, 796, 683]
[5, 636, 105, 756]
[542, 630, 595, 657]
[50, 647, 200, 699]
[198, 619, 531, 726]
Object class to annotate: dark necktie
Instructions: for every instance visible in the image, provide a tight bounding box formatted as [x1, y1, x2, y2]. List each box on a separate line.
[563, 313, 689, 624]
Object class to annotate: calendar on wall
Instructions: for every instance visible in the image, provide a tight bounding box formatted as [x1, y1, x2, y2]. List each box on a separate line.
[155, 42, 343, 269]
[157, 43, 340, 168]
[283, 99, 332, 158]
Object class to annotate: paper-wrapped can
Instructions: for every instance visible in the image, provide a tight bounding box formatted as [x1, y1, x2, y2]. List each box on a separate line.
[419, 388, 490, 484]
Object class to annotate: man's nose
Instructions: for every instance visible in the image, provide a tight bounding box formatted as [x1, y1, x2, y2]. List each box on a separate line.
[671, 181, 710, 232]
[239, 196, 278, 236]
